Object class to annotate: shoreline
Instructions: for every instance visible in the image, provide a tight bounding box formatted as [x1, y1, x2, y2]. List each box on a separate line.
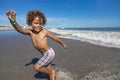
[0, 30, 120, 80]
[0, 26, 14, 31]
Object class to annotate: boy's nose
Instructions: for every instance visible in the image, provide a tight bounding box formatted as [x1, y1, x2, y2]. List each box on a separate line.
[36, 24, 41, 27]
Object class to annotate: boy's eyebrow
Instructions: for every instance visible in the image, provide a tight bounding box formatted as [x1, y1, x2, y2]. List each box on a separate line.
[34, 21, 43, 24]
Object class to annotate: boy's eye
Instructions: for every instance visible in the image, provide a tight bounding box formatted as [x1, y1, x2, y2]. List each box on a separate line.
[34, 22, 43, 25]
[40, 23, 43, 25]
[34, 22, 39, 24]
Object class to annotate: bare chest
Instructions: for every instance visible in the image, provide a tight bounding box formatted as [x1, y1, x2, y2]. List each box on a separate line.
[31, 32, 47, 47]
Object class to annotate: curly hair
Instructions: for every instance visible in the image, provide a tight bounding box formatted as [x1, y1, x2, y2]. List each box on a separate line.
[26, 10, 47, 26]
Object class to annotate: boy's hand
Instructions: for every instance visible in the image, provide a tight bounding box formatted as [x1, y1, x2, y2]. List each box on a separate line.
[6, 10, 16, 22]
[63, 44, 68, 49]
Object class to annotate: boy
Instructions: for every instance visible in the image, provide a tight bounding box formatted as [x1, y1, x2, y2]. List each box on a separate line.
[6, 10, 67, 80]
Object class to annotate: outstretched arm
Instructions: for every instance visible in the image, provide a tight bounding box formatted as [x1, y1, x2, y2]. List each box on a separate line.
[46, 30, 68, 49]
[6, 10, 31, 35]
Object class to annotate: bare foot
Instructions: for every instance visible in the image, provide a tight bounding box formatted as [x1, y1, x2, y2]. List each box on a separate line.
[52, 70, 55, 80]
[49, 70, 55, 80]
[55, 71, 60, 79]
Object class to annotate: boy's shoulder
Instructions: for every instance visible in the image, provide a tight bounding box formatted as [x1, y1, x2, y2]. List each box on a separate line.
[42, 29, 49, 33]
[42, 29, 51, 36]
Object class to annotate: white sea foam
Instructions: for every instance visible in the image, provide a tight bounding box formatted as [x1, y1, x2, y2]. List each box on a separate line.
[48, 28, 120, 49]
[55, 67, 77, 80]
[54, 66, 120, 80]
[80, 65, 120, 80]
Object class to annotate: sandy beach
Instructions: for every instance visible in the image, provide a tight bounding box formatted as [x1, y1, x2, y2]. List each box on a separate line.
[0, 26, 14, 31]
[0, 30, 120, 80]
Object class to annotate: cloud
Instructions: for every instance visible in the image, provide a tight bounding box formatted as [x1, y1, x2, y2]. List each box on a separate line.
[17, 14, 26, 21]
[0, 14, 10, 26]
[0, 14, 26, 26]
[1, 14, 120, 28]
[0, 15, 8, 21]
[16, 14, 26, 26]
[46, 17, 74, 27]
[47, 17, 69, 21]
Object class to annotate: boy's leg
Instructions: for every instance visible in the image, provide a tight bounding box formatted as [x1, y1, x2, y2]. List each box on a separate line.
[34, 64, 55, 80]
[47, 66, 60, 78]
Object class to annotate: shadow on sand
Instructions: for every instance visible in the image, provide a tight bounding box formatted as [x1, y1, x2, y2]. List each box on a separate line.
[25, 58, 56, 80]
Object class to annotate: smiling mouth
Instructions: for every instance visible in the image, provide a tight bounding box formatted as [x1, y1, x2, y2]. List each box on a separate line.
[34, 27, 42, 32]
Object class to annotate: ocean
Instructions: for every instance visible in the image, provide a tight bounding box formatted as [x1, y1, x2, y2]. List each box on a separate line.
[48, 27, 120, 49]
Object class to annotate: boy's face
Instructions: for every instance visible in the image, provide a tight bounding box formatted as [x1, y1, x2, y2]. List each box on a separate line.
[31, 16, 43, 33]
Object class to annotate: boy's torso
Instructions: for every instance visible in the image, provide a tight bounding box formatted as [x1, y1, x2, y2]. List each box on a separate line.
[30, 29, 50, 53]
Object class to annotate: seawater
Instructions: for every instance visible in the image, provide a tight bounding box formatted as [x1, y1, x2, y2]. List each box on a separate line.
[55, 66, 120, 80]
[48, 27, 120, 80]
[48, 27, 120, 49]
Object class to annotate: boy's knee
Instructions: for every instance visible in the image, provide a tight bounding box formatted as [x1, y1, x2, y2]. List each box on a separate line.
[34, 64, 41, 71]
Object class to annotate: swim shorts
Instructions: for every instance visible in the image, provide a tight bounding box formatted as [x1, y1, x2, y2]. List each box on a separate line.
[37, 48, 55, 67]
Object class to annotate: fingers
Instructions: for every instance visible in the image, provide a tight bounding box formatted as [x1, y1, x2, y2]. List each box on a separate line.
[6, 10, 17, 21]
[6, 10, 16, 16]
[12, 11, 16, 16]
[12, 11, 16, 19]
[6, 11, 11, 16]
[63, 45, 68, 49]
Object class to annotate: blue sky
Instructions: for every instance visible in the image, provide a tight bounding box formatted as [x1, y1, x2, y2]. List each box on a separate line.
[0, 0, 120, 28]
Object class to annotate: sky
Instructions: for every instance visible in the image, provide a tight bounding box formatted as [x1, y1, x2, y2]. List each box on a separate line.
[0, 0, 120, 28]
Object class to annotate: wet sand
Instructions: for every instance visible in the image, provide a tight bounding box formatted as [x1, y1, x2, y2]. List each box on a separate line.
[0, 31, 120, 80]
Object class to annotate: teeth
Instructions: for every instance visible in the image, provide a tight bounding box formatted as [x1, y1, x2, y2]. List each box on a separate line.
[34, 27, 42, 32]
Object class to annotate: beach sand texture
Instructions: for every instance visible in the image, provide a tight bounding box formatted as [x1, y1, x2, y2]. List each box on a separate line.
[0, 31, 120, 80]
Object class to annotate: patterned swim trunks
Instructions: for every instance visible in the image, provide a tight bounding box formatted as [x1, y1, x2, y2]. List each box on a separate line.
[37, 48, 55, 67]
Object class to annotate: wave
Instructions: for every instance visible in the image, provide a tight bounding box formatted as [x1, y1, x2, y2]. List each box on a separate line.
[80, 64, 120, 80]
[48, 28, 120, 49]
[55, 67, 77, 80]
[54, 66, 120, 80]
